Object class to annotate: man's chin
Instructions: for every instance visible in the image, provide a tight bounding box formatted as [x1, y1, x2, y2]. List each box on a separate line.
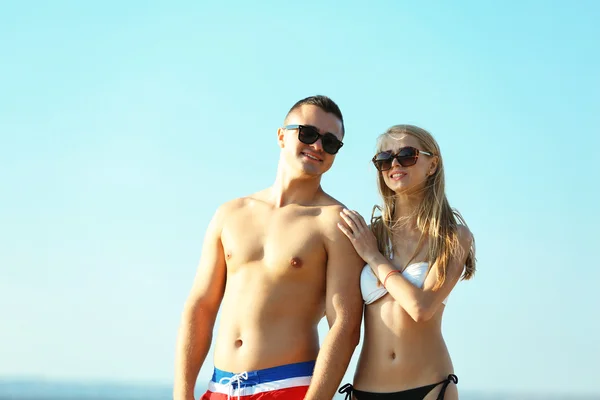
[300, 164, 331, 178]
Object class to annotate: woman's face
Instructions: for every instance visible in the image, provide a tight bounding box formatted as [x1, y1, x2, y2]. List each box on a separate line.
[375, 134, 437, 195]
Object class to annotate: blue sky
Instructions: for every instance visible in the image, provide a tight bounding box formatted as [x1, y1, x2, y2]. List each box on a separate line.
[1, 0, 598, 397]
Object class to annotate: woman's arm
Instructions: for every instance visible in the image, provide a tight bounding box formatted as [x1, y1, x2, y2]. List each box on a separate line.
[338, 208, 473, 321]
[365, 225, 472, 321]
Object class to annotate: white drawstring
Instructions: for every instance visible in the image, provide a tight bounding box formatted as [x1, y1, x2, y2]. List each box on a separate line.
[218, 371, 249, 400]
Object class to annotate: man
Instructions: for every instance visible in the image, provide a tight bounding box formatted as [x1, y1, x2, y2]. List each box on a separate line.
[173, 95, 364, 400]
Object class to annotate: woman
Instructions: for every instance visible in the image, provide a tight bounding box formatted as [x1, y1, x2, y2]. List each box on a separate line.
[337, 124, 476, 400]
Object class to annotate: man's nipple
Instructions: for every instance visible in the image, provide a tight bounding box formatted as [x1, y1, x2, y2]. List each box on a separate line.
[290, 257, 303, 268]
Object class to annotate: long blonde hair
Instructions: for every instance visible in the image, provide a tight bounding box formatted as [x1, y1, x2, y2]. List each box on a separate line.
[370, 124, 476, 290]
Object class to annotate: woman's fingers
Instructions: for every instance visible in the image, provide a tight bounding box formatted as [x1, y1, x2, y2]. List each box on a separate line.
[343, 209, 367, 232]
[340, 210, 360, 234]
[348, 209, 368, 230]
[337, 222, 353, 240]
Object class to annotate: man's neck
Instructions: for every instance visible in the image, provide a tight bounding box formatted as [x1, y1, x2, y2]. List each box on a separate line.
[269, 167, 323, 208]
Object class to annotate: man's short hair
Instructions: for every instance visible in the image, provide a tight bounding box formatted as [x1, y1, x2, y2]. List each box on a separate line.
[284, 95, 345, 136]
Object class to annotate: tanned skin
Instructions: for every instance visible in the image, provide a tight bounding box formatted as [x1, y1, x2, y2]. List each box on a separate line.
[174, 103, 364, 400]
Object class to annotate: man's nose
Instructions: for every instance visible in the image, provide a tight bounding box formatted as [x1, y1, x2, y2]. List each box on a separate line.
[310, 136, 324, 152]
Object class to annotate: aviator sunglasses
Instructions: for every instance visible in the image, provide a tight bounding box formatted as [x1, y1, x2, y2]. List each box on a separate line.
[283, 124, 344, 155]
[372, 146, 433, 171]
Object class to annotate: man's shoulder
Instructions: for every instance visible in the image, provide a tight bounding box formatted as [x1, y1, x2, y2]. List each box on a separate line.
[211, 193, 263, 220]
[213, 197, 246, 215]
[316, 192, 346, 215]
[312, 195, 349, 239]
[315, 196, 365, 269]
[317, 204, 345, 231]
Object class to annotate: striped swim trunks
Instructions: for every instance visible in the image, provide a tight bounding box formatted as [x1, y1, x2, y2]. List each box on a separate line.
[199, 360, 315, 399]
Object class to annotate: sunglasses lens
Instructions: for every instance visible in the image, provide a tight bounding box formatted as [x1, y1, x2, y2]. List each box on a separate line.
[298, 126, 320, 145]
[374, 152, 393, 171]
[322, 133, 342, 155]
[398, 147, 419, 167]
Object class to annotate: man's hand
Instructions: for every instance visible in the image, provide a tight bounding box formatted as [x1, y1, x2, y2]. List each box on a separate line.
[173, 203, 231, 399]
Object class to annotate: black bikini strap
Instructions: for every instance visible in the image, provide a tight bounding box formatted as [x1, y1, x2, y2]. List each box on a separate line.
[338, 383, 354, 400]
[338, 375, 457, 400]
[436, 374, 458, 400]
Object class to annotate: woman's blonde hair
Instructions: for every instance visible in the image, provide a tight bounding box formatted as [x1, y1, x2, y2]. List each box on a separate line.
[370, 124, 476, 290]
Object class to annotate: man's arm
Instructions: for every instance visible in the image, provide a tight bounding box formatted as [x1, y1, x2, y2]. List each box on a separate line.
[173, 204, 229, 400]
[304, 206, 364, 400]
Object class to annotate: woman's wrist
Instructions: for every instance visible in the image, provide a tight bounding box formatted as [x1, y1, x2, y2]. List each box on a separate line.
[365, 251, 385, 267]
[383, 269, 401, 288]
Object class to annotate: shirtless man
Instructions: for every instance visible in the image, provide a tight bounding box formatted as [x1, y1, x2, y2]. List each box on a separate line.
[173, 95, 364, 400]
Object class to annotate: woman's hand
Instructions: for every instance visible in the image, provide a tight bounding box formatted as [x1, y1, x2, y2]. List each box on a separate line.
[337, 208, 380, 262]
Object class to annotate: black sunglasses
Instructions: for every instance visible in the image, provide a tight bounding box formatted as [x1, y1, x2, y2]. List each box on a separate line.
[372, 147, 433, 171]
[284, 124, 344, 155]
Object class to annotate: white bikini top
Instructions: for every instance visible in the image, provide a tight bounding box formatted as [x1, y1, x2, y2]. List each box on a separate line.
[360, 241, 449, 305]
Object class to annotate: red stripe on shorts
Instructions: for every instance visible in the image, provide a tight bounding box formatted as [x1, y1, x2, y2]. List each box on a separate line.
[200, 385, 309, 400]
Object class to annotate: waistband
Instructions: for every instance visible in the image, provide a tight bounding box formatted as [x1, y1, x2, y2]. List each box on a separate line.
[211, 360, 316, 386]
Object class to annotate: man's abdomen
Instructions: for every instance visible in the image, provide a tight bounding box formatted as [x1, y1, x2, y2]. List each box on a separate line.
[212, 268, 324, 372]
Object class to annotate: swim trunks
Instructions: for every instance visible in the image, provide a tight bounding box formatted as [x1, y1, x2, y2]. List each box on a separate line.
[200, 360, 315, 400]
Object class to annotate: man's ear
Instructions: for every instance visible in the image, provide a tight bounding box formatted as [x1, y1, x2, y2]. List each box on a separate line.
[277, 127, 285, 149]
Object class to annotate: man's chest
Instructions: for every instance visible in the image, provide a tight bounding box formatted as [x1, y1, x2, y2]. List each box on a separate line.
[221, 208, 328, 274]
